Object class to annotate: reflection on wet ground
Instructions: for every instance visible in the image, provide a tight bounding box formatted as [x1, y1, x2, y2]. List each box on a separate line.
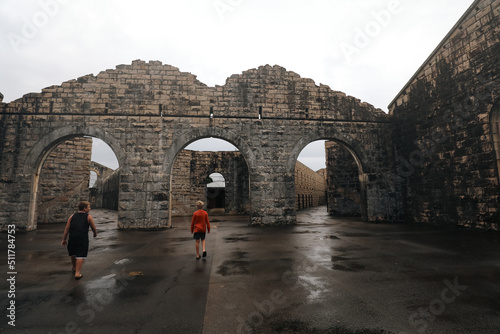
[2, 206, 500, 333]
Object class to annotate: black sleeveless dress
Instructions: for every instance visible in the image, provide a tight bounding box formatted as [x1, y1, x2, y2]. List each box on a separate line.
[67, 212, 90, 258]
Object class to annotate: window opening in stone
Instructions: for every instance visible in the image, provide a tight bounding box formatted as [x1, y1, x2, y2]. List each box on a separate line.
[89, 171, 98, 188]
[259, 106, 262, 119]
[207, 172, 226, 215]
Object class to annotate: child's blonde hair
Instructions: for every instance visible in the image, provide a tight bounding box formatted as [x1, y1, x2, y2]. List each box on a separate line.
[196, 200, 204, 208]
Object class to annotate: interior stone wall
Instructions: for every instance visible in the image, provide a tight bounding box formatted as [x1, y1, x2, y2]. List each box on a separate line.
[325, 141, 362, 216]
[37, 137, 92, 224]
[390, 0, 500, 230]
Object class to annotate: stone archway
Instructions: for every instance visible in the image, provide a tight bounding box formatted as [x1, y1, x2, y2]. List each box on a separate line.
[163, 126, 255, 174]
[287, 130, 368, 221]
[164, 127, 254, 227]
[24, 126, 123, 230]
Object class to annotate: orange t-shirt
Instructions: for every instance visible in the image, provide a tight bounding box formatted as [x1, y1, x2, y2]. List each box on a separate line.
[191, 209, 210, 233]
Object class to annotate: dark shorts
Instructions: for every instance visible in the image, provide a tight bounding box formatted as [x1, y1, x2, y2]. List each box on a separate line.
[193, 232, 206, 240]
[67, 236, 89, 258]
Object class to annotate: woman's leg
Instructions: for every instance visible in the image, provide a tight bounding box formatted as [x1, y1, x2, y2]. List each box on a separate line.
[75, 258, 84, 278]
[195, 239, 200, 258]
[71, 256, 76, 271]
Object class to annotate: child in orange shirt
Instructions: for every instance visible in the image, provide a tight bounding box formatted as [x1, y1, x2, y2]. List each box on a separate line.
[191, 200, 211, 259]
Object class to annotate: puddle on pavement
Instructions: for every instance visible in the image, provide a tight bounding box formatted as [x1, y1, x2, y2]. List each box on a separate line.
[341, 232, 372, 238]
[217, 260, 250, 276]
[169, 237, 193, 243]
[223, 236, 251, 242]
[331, 262, 366, 272]
[114, 258, 131, 265]
[297, 274, 327, 302]
[92, 245, 118, 252]
[291, 230, 320, 234]
[318, 234, 340, 240]
[217, 250, 250, 276]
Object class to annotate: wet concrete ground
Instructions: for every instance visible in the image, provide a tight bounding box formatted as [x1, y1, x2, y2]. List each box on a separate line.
[1, 206, 500, 333]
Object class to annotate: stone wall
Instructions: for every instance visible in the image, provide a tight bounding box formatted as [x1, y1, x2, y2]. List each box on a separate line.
[101, 169, 120, 211]
[37, 137, 92, 223]
[0, 59, 396, 230]
[294, 160, 326, 210]
[325, 141, 362, 217]
[390, 0, 500, 230]
[89, 161, 119, 210]
[171, 150, 250, 217]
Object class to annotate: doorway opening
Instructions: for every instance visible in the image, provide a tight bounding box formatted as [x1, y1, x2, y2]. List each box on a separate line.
[207, 172, 226, 215]
[35, 136, 119, 226]
[295, 140, 327, 211]
[294, 139, 366, 219]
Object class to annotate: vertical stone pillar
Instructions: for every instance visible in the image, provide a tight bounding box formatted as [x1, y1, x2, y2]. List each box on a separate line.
[249, 165, 296, 225]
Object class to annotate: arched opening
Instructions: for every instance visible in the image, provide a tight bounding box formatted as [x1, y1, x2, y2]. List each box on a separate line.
[169, 137, 250, 222]
[294, 138, 366, 220]
[34, 136, 120, 227]
[89, 171, 98, 188]
[295, 140, 327, 211]
[206, 172, 226, 215]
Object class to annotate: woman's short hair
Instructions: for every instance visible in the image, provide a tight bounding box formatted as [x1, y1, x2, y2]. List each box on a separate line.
[78, 201, 90, 211]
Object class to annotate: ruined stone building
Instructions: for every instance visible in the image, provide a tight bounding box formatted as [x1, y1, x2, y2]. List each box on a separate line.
[0, 0, 498, 231]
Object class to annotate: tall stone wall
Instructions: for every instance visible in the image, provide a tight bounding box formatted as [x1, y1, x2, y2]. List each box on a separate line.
[89, 161, 119, 210]
[294, 160, 326, 210]
[37, 137, 92, 224]
[390, 0, 500, 230]
[101, 169, 120, 211]
[325, 141, 362, 216]
[0, 58, 395, 230]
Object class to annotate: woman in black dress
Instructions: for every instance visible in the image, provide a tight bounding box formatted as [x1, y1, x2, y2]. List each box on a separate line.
[61, 201, 98, 280]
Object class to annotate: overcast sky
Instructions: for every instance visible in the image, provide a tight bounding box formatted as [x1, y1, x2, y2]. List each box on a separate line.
[1, 0, 474, 171]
